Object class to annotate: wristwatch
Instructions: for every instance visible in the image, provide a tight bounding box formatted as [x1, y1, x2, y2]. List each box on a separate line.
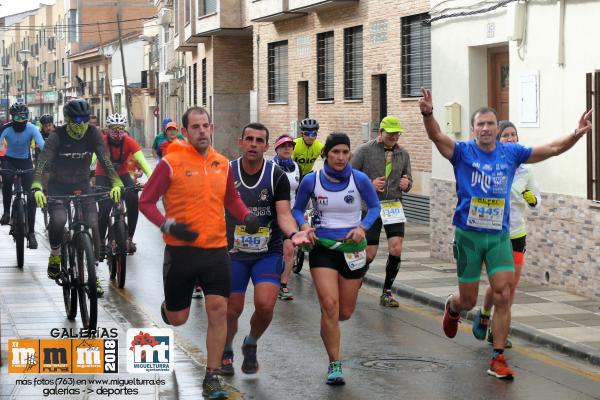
[287, 231, 299, 240]
[421, 108, 433, 117]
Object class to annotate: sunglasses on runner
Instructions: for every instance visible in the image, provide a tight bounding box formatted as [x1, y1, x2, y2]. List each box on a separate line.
[109, 125, 126, 132]
[303, 130, 318, 137]
[13, 115, 28, 121]
[72, 115, 90, 124]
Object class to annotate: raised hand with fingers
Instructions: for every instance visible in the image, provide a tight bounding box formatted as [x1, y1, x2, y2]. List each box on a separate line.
[418, 87, 434, 116]
[575, 110, 593, 138]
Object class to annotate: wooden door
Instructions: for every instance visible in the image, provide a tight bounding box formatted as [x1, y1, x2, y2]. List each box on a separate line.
[488, 49, 509, 121]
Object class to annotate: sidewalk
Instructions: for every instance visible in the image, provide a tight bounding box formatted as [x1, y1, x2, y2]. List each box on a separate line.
[364, 222, 600, 367]
[0, 216, 203, 399]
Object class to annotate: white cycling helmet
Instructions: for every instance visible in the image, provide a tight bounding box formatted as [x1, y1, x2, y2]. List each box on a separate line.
[106, 113, 128, 127]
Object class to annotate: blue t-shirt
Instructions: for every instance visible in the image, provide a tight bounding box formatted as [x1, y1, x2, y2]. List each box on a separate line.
[451, 140, 532, 233]
[0, 122, 45, 159]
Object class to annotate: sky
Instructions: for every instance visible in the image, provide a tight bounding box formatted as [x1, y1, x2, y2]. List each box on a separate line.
[0, 0, 54, 18]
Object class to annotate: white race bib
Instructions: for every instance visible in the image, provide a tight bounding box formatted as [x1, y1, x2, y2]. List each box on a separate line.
[466, 197, 504, 230]
[380, 200, 406, 225]
[233, 226, 270, 253]
[344, 250, 367, 271]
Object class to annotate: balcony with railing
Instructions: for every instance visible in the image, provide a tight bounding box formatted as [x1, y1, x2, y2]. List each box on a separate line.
[189, 0, 249, 39]
[288, 0, 358, 13]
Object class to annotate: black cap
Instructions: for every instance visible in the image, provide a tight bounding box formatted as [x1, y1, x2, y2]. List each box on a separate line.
[323, 132, 351, 156]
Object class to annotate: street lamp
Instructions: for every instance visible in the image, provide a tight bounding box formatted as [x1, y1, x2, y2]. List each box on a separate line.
[3, 67, 11, 122]
[99, 69, 105, 128]
[18, 49, 31, 105]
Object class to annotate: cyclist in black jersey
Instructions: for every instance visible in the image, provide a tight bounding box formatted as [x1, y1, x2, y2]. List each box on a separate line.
[32, 99, 123, 296]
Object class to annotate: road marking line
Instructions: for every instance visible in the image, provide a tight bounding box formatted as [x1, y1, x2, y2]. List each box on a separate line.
[110, 285, 243, 399]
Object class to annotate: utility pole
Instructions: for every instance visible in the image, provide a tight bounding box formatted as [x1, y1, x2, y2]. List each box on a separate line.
[117, 4, 132, 127]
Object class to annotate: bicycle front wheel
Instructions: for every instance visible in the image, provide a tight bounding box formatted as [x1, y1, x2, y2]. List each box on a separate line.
[62, 238, 77, 320]
[42, 207, 49, 231]
[75, 233, 97, 330]
[293, 249, 304, 274]
[114, 220, 127, 289]
[12, 199, 26, 269]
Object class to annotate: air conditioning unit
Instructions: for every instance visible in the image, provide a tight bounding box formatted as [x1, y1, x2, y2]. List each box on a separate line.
[290, 120, 299, 137]
[159, 9, 173, 26]
[361, 122, 372, 142]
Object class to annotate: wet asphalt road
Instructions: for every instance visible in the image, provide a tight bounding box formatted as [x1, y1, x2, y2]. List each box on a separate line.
[101, 214, 600, 400]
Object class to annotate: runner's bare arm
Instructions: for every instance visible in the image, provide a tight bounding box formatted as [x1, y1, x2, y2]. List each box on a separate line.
[419, 88, 455, 160]
[527, 110, 592, 163]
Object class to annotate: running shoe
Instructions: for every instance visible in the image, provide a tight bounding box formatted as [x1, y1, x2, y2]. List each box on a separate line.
[96, 278, 104, 298]
[160, 301, 171, 325]
[472, 309, 490, 340]
[202, 373, 228, 399]
[47, 255, 61, 279]
[380, 290, 400, 307]
[27, 232, 38, 249]
[0, 213, 9, 225]
[326, 360, 345, 385]
[219, 350, 234, 376]
[241, 342, 259, 374]
[487, 327, 512, 348]
[487, 354, 515, 380]
[442, 295, 461, 338]
[278, 285, 294, 300]
[192, 285, 204, 299]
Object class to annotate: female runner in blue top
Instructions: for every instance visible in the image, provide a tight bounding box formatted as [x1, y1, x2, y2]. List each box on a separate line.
[292, 132, 380, 386]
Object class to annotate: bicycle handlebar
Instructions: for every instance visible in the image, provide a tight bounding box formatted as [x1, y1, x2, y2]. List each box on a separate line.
[0, 168, 35, 174]
[95, 184, 144, 193]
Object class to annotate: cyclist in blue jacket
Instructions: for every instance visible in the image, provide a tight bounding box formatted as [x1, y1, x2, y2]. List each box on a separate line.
[0, 102, 45, 249]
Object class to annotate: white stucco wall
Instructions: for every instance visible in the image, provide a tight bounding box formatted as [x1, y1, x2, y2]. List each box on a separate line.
[110, 41, 145, 85]
[431, 0, 600, 197]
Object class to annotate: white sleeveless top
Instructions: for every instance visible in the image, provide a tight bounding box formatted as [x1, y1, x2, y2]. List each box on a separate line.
[284, 161, 300, 207]
[312, 170, 362, 229]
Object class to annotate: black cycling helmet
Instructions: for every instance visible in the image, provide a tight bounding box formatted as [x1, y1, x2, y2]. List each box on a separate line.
[9, 102, 29, 116]
[300, 118, 319, 131]
[40, 114, 54, 124]
[63, 98, 91, 118]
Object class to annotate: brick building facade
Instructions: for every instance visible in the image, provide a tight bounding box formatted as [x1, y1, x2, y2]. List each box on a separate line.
[252, 1, 432, 194]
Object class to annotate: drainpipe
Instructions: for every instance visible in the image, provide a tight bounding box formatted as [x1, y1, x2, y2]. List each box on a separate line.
[256, 32, 260, 122]
[558, 0, 565, 67]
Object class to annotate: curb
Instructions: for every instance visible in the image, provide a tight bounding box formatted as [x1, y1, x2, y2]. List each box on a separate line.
[362, 272, 600, 368]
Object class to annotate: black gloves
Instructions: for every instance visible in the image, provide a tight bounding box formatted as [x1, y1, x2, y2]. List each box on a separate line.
[244, 213, 260, 234]
[161, 219, 198, 242]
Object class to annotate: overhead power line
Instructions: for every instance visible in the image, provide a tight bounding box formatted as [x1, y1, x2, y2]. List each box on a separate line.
[0, 15, 157, 31]
[427, 0, 518, 24]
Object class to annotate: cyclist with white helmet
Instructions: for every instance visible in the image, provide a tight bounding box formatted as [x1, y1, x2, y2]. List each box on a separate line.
[293, 118, 324, 178]
[96, 113, 152, 259]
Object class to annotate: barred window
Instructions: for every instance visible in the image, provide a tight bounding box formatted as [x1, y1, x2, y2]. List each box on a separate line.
[202, 58, 207, 106]
[344, 26, 363, 100]
[193, 63, 198, 106]
[401, 13, 431, 97]
[198, 0, 217, 16]
[188, 65, 192, 107]
[268, 41, 288, 103]
[317, 31, 334, 101]
[185, 0, 191, 25]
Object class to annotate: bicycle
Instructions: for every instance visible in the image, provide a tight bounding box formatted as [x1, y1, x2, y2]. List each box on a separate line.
[100, 184, 142, 289]
[0, 168, 34, 269]
[48, 190, 106, 330]
[293, 207, 314, 274]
